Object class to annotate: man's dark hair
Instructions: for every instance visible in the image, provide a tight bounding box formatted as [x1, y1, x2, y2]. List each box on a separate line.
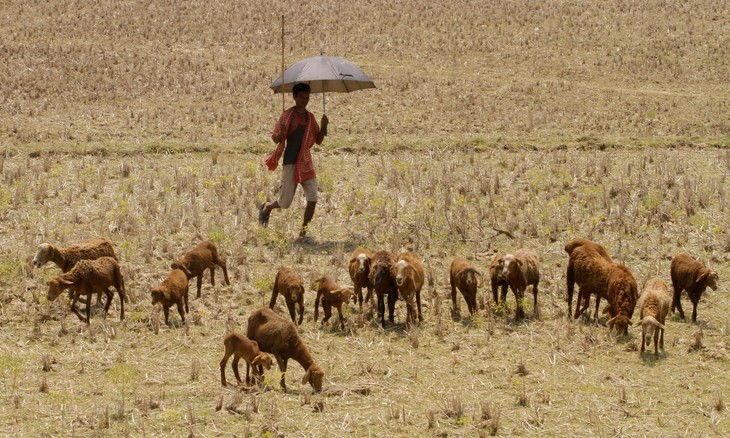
[292, 83, 311, 96]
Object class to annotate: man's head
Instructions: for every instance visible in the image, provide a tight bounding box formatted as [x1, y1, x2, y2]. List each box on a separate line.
[292, 83, 311, 109]
[292, 82, 311, 96]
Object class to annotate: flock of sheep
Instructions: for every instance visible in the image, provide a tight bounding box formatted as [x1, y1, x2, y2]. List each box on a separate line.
[32, 236, 720, 393]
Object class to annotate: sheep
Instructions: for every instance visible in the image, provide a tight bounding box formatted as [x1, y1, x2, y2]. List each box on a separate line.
[368, 250, 399, 328]
[171, 240, 230, 298]
[564, 238, 612, 316]
[567, 244, 613, 320]
[247, 308, 325, 392]
[150, 269, 189, 326]
[670, 253, 719, 323]
[313, 275, 354, 330]
[501, 249, 540, 319]
[46, 256, 126, 324]
[634, 278, 671, 355]
[348, 248, 373, 309]
[219, 332, 274, 387]
[450, 256, 483, 315]
[33, 237, 121, 306]
[268, 267, 305, 325]
[604, 264, 638, 336]
[489, 252, 508, 306]
[391, 251, 425, 327]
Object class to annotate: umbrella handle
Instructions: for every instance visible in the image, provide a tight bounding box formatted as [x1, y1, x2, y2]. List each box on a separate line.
[322, 90, 327, 136]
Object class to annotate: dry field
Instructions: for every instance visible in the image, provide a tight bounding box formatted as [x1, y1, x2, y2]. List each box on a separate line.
[0, 0, 729, 437]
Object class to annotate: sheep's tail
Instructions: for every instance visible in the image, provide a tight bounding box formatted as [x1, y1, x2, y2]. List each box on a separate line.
[115, 264, 130, 303]
[313, 289, 322, 321]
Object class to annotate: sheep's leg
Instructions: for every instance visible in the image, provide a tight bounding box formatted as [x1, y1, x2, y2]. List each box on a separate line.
[387, 291, 397, 323]
[500, 284, 508, 305]
[176, 300, 186, 323]
[377, 292, 386, 328]
[416, 289, 423, 322]
[70, 294, 86, 322]
[275, 356, 288, 392]
[209, 266, 215, 287]
[322, 302, 332, 326]
[85, 292, 94, 324]
[297, 300, 304, 326]
[690, 297, 698, 323]
[336, 304, 345, 330]
[365, 285, 373, 304]
[575, 290, 591, 319]
[101, 288, 114, 319]
[672, 283, 685, 319]
[659, 327, 665, 352]
[515, 288, 525, 320]
[566, 264, 575, 316]
[163, 306, 171, 326]
[184, 289, 189, 314]
[286, 300, 297, 324]
[653, 332, 659, 356]
[354, 284, 363, 308]
[219, 261, 230, 285]
[245, 362, 251, 386]
[196, 275, 203, 298]
[220, 351, 231, 386]
[532, 284, 539, 317]
[450, 276, 458, 312]
[640, 331, 645, 354]
[592, 296, 601, 322]
[232, 356, 242, 384]
[491, 283, 499, 305]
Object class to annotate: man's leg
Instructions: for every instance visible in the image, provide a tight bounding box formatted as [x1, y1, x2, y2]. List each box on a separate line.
[261, 165, 296, 226]
[299, 178, 319, 238]
[300, 201, 316, 237]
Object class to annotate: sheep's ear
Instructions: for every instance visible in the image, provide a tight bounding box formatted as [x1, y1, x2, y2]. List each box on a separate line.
[633, 318, 644, 328]
[696, 271, 710, 284]
[61, 279, 74, 286]
[349, 257, 357, 264]
[251, 354, 267, 367]
[650, 319, 665, 329]
[606, 316, 617, 328]
[302, 367, 312, 384]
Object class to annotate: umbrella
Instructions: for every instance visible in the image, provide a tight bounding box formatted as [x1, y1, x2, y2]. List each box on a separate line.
[270, 55, 375, 114]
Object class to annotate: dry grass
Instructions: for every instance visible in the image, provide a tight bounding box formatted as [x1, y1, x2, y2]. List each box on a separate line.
[0, 0, 728, 436]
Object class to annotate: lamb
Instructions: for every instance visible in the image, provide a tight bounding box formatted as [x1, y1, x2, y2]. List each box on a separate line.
[313, 275, 354, 330]
[603, 264, 638, 335]
[33, 237, 121, 306]
[348, 248, 373, 309]
[368, 250, 399, 328]
[171, 240, 230, 298]
[567, 244, 614, 320]
[268, 267, 305, 325]
[670, 253, 719, 322]
[247, 308, 325, 392]
[501, 249, 540, 319]
[46, 256, 126, 324]
[219, 332, 274, 387]
[449, 256, 482, 315]
[391, 251, 425, 327]
[564, 238, 612, 316]
[634, 278, 671, 355]
[489, 253, 508, 305]
[150, 269, 189, 326]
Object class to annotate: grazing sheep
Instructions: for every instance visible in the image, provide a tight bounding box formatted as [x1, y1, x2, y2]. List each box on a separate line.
[46, 256, 126, 324]
[247, 308, 325, 392]
[567, 244, 613, 320]
[368, 250, 399, 328]
[268, 267, 305, 325]
[489, 252, 508, 305]
[33, 237, 121, 306]
[450, 256, 482, 315]
[604, 264, 638, 335]
[348, 248, 373, 309]
[391, 251, 425, 327]
[171, 240, 230, 298]
[634, 278, 671, 355]
[313, 275, 354, 330]
[501, 249, 540, 319]
[150, 269, 189, 326]
[564, 238, 612, 263]
[670, 253, 719, 323]
[219, 332, 274, 387]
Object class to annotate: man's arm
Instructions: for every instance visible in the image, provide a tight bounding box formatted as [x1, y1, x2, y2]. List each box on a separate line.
[316, 115, 328, 145]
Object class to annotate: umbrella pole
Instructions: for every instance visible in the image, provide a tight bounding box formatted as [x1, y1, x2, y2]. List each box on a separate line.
[281, 15, 285, 113]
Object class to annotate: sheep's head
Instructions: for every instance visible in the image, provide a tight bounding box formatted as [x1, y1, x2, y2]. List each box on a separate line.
[251, 353, 274, 371]
[150, 288, 164, 305]
[607, 315, 631, 336]
[302, 363, 325, 392]
[288, 284, 303, 302]
[33, 243, 53, 268]
[634, 316, 665, 345]
[392, 260, 411, 287]
[170, 260, 192, 278]
[354, 253, 370, 275]
[501, 254, 521, 283]
[334, 287, 354, 303]
[462, 268, 481, 289]
[47, 277, 73, 301]
[372, 262, 391, 285]
[697, 269, 719, 291]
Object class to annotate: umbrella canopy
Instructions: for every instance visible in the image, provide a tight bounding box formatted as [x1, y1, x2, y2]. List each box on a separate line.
[270, 55, 376, 94]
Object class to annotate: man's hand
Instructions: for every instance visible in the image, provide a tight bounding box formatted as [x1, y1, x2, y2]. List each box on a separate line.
[321, 115, 328, 129]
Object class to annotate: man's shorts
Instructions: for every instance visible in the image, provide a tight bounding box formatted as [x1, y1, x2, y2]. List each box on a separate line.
[278, 164, 318, 208]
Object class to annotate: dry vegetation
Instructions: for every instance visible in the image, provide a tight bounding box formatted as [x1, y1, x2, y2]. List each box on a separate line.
[0, 0, 728, 436]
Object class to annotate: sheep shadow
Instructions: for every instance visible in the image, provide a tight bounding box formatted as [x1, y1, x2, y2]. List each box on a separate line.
[291, 239, 360, 254]
[639, 350, 669, 365]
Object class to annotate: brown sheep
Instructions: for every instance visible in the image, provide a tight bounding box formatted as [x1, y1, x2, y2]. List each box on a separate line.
[567, 244, 613, 320]
[369, 250, 399, 328]
[348, 248, 373, 309]
[634, 278, 671, 356]
[502, 249, 540, 319]
[150, 269, 189, 326]
[564, 238, 612, 316]
[171, 240, 230, 298]
[46, 256, 126, 324]
[247, 308, 325, 392]
[219, 332, 274, 386]
[268, 267, 305, 325]
[450, 256, 482, 315]
[313, 275, 354, 330]
[670, 253, 719, 323]
[489, 252, 508, 305]
[604, 264, 638, 335]
[391, 251, 425, 327]
[33, 237, 122, 306]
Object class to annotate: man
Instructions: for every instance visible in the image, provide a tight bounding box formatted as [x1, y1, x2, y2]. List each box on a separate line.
[259, 83, 328, 240]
